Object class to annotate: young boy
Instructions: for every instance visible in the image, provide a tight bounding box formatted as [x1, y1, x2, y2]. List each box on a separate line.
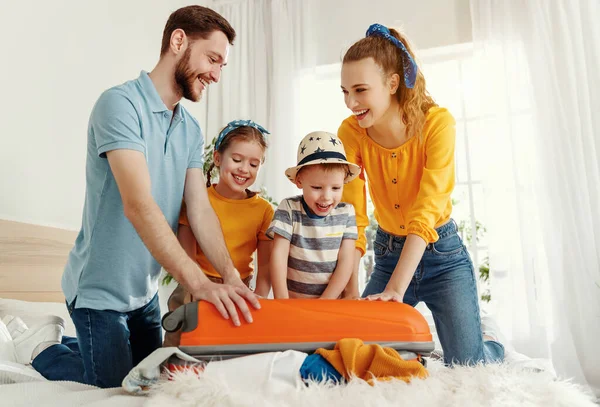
[267, 131, 361, 299]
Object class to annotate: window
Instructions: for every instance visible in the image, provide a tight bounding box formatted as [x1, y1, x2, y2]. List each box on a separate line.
[297, 43, 493, 303]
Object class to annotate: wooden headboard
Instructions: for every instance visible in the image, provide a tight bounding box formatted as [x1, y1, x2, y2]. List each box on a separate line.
[0, 219, 77, 303]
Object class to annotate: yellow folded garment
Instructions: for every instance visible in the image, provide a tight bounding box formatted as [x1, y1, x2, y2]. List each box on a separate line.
[315, 338, 428, 383]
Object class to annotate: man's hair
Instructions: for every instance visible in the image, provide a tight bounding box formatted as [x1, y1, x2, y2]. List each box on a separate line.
[160, 6, 236, 55]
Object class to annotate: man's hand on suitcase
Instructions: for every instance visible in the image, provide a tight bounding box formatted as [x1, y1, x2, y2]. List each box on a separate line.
[192, 280, 260, 327]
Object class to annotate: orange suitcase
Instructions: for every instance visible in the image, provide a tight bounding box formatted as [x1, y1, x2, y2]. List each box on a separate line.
[162, 299, 434, 361]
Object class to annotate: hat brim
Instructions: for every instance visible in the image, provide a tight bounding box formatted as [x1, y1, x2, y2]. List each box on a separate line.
[285, 159, 361, 184]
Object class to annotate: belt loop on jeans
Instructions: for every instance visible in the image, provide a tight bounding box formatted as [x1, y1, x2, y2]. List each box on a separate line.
[387, 232, 394, 251]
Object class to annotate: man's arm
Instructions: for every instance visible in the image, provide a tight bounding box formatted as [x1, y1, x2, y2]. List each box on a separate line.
[177, 224, 197, 262]
[183, 168, 248, 285]
[107, 150, 258, 326]
[107, 150, 203, 288]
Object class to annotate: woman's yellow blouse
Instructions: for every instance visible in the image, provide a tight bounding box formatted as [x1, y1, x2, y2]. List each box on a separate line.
[339, 107, 455, 255]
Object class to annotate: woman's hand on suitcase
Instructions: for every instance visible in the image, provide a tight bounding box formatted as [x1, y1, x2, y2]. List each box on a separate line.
[192, 280, 260, 326]
[364, 288, 404, 303]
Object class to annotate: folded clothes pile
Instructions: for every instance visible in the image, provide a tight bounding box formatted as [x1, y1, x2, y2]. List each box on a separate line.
[123, 338, 428, 395]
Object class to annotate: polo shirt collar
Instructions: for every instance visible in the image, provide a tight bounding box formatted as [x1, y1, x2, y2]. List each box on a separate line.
[138, 70, 169, 113]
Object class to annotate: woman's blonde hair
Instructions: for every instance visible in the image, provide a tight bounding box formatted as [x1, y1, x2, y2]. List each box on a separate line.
[343, 28, 437, 142]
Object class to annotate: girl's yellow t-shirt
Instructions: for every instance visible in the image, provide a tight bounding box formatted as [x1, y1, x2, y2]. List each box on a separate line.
[179, 185, 274, 279]
[339, 106, 455, 255]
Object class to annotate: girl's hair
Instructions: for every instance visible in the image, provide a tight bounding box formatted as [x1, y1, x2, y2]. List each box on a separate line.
[206, 126, 268, 187]
[343, 28, 437, 142]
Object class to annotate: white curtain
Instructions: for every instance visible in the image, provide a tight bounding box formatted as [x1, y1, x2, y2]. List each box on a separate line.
[471, 0, 600, 397]
[205, 0, 316, 201]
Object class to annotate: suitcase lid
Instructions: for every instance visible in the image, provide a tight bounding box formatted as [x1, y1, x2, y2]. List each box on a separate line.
[170, 299, 433, 352]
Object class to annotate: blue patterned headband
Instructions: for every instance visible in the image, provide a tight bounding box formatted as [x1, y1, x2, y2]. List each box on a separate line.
[366, 23, 417, 89]
[214, 119, 270, 151]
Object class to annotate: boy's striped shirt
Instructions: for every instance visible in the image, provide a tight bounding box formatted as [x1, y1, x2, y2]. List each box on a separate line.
[267, 196, 357, 298]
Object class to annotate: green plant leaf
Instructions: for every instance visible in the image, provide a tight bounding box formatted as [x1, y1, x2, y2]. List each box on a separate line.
[161, 273, 175, 286]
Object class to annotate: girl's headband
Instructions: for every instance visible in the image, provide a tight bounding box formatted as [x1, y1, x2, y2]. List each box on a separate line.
[366, 23, 417, 89]
[214, 119, 270, 151]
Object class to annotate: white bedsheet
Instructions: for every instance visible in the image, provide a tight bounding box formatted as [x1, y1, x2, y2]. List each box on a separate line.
[0, 297, 565, 406]
[0, 381, 145, 407]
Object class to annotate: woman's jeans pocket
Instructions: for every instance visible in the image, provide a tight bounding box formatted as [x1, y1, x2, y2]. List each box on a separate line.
[373, 240, 388, 257]
[430, 232, 464, 257]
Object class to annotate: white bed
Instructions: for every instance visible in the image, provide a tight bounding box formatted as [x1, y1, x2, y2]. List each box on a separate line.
[0, 297, 149, 406]
[1, 295, 595, 407]
[0, 220, 147, 405]
[0, 220, 596, 407]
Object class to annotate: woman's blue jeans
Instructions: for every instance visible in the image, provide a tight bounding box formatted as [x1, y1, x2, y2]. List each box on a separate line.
[362, 220, 504, 365]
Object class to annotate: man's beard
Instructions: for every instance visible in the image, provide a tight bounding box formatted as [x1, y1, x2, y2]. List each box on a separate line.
[174, 48, 202, 102]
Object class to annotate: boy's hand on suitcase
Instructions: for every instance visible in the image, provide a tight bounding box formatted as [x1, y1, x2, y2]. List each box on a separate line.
[343, 295, 361, 300]
[192, 281, 260, 326]
[342, 288, 361, 300]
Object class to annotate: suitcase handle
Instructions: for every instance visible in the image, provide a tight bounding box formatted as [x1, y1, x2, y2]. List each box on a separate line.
[162, 302, 200, 333]
[162, 309, 183, 333]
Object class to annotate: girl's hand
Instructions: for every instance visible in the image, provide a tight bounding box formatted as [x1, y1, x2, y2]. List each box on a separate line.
[364, 288, 404, 303]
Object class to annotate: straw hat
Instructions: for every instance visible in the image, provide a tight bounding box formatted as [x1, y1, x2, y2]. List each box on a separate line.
[285, 131, 361, 184]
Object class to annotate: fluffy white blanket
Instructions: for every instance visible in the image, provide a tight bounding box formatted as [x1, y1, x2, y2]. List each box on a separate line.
[146, 360, 597, 407]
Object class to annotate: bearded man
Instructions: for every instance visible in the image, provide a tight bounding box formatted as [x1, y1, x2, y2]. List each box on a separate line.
[27, 6, 259, 388]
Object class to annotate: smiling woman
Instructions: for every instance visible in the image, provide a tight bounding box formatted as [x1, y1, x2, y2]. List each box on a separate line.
[335, 24, 504, 367]
[295, 43, 493, 299]
[290, 23, 505, 367]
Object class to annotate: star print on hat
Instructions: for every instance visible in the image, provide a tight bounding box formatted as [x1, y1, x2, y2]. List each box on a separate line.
[285, 131, 361, 184]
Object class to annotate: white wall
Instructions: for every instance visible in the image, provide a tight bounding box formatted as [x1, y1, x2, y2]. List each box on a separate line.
[0, 0, 471, 230]
[0, 0, 209, 230]
[314, 0, 472, 65]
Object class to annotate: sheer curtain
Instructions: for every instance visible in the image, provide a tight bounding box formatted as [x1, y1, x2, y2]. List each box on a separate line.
[205, 0, 316, 201]
[471, 0, 600, 396]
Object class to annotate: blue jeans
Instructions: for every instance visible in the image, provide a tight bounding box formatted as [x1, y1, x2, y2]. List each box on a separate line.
[32, 293, 162, 388]
[363, 221, 504, 366]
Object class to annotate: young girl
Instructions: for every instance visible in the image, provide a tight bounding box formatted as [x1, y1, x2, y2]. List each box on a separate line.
[338, 24, 504, 365]
[165, 120, 274, 346]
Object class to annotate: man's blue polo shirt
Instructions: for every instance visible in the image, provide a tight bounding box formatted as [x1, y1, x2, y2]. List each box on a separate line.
[62, 71, 204, 312]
